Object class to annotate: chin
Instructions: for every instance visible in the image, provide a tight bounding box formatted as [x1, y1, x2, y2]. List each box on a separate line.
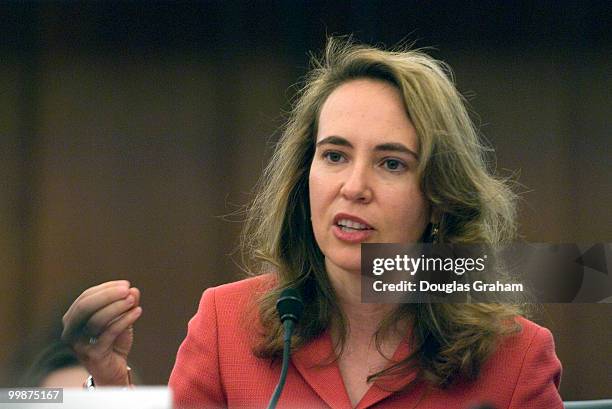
[340, 262, 361, 273]
[328, 248, 362, 274]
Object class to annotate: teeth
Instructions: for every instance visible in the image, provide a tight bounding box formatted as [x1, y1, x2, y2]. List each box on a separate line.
[337, 218, 370, 230]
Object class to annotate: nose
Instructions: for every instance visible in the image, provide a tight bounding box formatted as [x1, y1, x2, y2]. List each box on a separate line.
[339, 162, 373, 203]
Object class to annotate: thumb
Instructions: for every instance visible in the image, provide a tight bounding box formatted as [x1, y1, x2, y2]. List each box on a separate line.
[98, 306, 142, 358]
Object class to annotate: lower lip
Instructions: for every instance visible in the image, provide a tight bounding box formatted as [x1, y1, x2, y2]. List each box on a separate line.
[332, 225, 375, 243]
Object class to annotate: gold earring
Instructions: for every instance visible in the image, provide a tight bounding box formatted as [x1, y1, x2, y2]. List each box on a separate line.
[430, 223, 439, 243]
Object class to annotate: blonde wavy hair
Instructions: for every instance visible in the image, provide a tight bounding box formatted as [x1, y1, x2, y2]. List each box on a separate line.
[241, 37, 522, 388]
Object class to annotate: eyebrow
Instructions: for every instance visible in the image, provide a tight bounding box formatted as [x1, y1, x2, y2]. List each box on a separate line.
[316, 135, 419, 160]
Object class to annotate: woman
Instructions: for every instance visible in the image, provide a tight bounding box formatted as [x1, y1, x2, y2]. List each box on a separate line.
[62, 38, 563, 408]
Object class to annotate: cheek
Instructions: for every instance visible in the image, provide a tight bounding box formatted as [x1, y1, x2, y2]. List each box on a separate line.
[308, 164, 340, 242]
[308, 168, 327, 228]
[383, 186, 430, 239]
[309, 161, 337, 200]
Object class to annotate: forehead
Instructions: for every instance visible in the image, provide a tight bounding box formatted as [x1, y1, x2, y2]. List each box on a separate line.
[316, 78, 417, 149]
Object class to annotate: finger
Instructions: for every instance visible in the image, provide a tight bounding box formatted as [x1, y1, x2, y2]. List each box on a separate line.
[129, 287, 141, 307]
[74, 280, 131, 307]
[103, 287, 141, 329]
[84, 294, 138, 336]
[62, 286, 131, 341]
[107, 286, 141, 322]
[93, 307, 142, 357]
[64, 281, 130, 323]
[72, 306, 142, 366]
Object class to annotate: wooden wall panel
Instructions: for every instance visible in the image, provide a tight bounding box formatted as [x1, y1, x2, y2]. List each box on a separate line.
[0, 63, 24, 385]
[451, 53, 612, 399]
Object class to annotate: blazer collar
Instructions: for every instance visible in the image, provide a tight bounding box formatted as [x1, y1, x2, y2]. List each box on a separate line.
[291, 328, 423, 409]
[292, 329, 353, 409]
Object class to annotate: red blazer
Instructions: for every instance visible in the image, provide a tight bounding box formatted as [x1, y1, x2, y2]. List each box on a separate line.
[168, 275, 563, 409]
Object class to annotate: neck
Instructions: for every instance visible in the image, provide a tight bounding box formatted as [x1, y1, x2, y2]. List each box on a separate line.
[325, 260, 399, 339]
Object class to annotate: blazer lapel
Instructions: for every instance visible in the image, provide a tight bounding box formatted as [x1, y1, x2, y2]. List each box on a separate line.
[292, 326, 424, 409]
[292, 330, 353, 409]
[354, 335, 424, 409]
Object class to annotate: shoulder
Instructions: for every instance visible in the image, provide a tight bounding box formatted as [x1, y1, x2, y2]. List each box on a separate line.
[210, 273, 275, 298]
[200, 274, 275, 313]
[429, 316, 562, 408]
[488, 315, 560, 370]
[499, 316, 558, 357]
[195, 274, 275, 336]
[514, 315, 548, 337]
[169, 274, 278, 408]
[478, 316, 563, 408]
[509, 316, 561, 380]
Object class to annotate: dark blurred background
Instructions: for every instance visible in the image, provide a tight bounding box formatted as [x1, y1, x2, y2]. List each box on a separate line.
[1, 0, 610, 400]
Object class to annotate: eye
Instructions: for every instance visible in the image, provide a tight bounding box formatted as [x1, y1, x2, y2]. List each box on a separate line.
[381, 158, 406, 172]
[323, 151, 346, 163]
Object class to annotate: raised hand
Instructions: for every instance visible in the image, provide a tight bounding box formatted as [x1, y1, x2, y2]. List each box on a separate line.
[61, 280, 142, 386]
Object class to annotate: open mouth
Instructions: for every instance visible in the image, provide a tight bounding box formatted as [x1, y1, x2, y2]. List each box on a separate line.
[336, 219, 374, 232]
